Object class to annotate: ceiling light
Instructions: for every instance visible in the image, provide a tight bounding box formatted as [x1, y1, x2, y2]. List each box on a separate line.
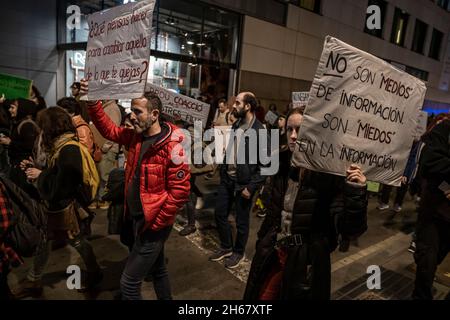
[187, 40, 194, 45]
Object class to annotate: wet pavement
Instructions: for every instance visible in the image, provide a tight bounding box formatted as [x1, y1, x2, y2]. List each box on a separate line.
[8, 173, 450, 300]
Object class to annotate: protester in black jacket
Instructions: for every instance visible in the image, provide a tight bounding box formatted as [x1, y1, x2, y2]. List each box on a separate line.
[244, 107, 368, 300]
[14, 107, 101, 299]
[210, 92, 270, 269]
[413, 118, 450, 300]
[0, 99, 39, 199]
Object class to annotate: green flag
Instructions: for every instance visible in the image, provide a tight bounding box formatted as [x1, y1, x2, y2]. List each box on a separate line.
[367, 181, 381, 193]
[0, 73, 32, 100]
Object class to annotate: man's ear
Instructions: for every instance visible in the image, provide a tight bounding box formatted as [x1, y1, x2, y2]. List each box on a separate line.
[151, 109, 160, 121]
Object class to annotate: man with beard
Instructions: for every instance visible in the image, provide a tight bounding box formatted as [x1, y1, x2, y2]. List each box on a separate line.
[209, 92, 269, 269]
[81, 80, 190, 300]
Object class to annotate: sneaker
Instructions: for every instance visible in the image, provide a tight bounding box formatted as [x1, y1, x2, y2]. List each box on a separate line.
[377, 203, 390, 211]
[408, 241, 416, 254]
[257, 212, 266, 218]
[179, 224, 196, 236]
[209, 248, 232, 262]
[256, 209, 267, 218]
[204, 173, 214, 180]
[98, 201, 110, 210]
[224, 253, 244, 269]
[339, 239, 350, 252]
[393, 204, 402, 213]
[195, 197, 204, 210]
[12, 279, 43, 299]
[88, 201, 98, 210]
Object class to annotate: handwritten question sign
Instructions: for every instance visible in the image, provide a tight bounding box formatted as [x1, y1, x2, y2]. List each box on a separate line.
[82, 0, 156, 101]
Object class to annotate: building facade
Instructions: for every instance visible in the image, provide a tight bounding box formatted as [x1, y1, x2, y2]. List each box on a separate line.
[0, 0, 449, 115]
[239, 0, 450, 115]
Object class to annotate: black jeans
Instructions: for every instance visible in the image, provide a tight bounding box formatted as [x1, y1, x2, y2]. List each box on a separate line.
[380, 184, 408, 206]
[120, 223, 172, 300]
[191, 175, 203, 198]
[186, 175, 200, 227]
[282, 236, 331, 300]
[413, 212, 450, 300]
[214, 177, 253, 255]
[0, 269, 11, 300]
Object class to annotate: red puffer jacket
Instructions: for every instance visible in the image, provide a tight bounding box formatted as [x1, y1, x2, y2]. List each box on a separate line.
[88, 101, 190, 231]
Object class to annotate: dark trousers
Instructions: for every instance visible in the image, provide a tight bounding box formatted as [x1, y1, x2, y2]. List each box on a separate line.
[186, 175, 200, 226]
[413, 212, 450, 300]
[0, 269, 11, 300]
[282, 237, 331, 300]
[191, 175, 203, 198]
[380, 184, 408, 206]
[214, 178, 253, 255]
[120, 224, 172, 300]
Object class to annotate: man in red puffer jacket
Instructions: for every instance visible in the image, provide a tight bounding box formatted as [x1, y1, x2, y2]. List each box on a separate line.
[80, 80, 190, 300]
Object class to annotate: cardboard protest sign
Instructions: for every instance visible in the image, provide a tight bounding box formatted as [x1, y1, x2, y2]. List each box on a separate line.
[366, 181, 381, 193]
[292, 36, 427, 186]
[83, 0, 155, 100]
[146, 83, 210, 128]
[264, 110, 279, 126]
[0, 73, 32, 99]
[292, 91, 309, 108]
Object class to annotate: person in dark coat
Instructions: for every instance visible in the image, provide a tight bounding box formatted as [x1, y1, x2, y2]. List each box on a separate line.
[412, 118, 450, 300]
[0, 99, 39, 199]
[13, 107, 102, 299]
[244, 107, 368, 300]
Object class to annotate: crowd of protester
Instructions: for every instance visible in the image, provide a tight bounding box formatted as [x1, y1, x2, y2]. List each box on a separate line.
[0, 79, 449, 301]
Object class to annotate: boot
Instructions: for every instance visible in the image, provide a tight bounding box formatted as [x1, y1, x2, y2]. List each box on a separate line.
[179, 225, 196, 236]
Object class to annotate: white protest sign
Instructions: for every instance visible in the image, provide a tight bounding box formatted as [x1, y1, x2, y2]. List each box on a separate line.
[292, 92, 310, 106]
[265, 110, 279, 126]
[292, 92, 309, 110]
[145, 83, 211, 128]
[292, 36, 427, 186]
[414, 111, 428, 139]
[84, 0, 155, 100]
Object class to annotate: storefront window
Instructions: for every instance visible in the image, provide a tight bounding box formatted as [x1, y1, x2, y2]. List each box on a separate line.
[59, 0, 240, 65]
[59, 0, 240, 111]
[66, 50, 86, 96]
[149, 56, 229, 100]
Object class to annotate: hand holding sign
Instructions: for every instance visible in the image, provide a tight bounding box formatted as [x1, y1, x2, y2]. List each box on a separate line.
[346, 164, 367, 185]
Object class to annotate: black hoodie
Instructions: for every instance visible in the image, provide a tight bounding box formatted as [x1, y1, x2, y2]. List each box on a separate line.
[8, 99, 39, 165]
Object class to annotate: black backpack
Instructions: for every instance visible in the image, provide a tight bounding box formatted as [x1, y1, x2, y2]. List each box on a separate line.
[0, 174, 47, 257]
